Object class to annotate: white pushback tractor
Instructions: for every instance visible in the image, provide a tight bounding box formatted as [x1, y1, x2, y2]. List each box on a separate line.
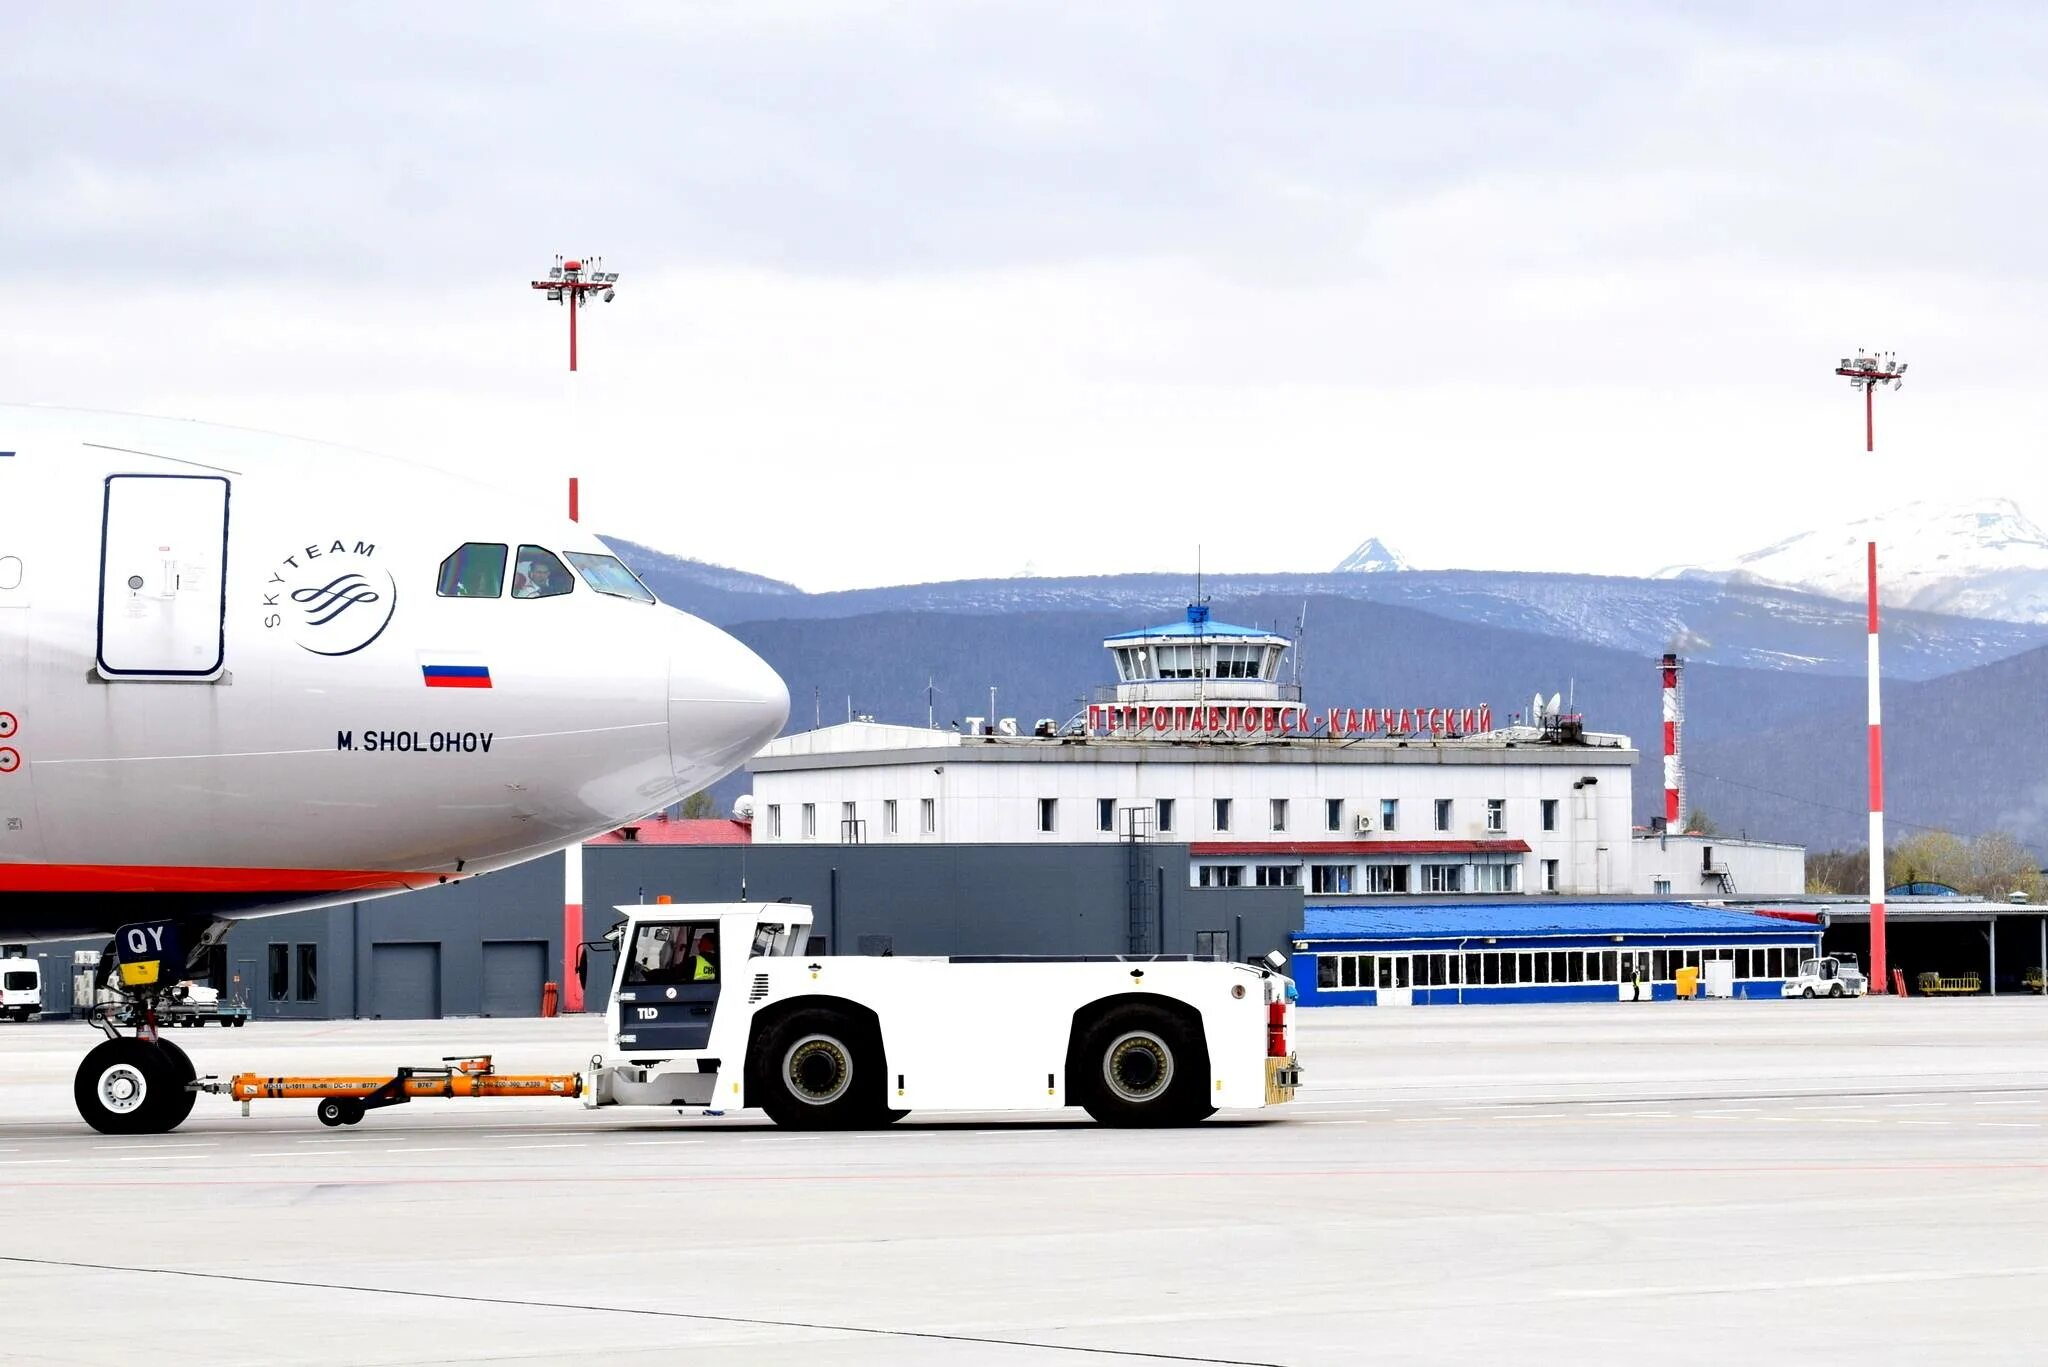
[129, 901, 1299, 1134]
[579, 901, 1301, 1128]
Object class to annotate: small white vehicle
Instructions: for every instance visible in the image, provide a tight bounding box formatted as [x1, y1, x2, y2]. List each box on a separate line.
[1783, 955, 1866, 999]
[579, 902, 1301, 1128]
[1, 952, 41, 1021]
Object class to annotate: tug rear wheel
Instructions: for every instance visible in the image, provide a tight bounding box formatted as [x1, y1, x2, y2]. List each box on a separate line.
[1073, 1004, 1213, 1127]
[74, 1038, 195, 1135]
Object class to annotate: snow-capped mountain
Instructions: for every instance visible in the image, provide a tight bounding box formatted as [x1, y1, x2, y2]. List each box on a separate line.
[1662, 499, 2048, 624]
[1334, 537, 1412, 573]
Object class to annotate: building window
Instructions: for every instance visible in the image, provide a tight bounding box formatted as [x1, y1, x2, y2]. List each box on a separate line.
[1038, 797, 1058, 833]
[1196, 931, 1231, 960]
[1485, 799, 1506, 832]
[921, 798, 936, 834]
[1543, 859, 1560, 892]
[1310, 864, 1355, 894]
[267, 943, 289, 1002]
[1541, 798, 1558, 832]
[883, 800, 898, 836]
[1097, 798, 1115, 833]
[1325, 798, 1343, 832]
[1652, 877, 1671, 896]
[1422, 863, 1463, 893]
[1270, 798, 1288, 832]
[1197, 864, 1244, 888]
[1214, 798, 1232, 832]
[1364, 864, 1408, 894]
[295, 945, 318, 1002]
[1434, 798, 1453, 832]
[765, 804, 782, 839]
[841, 801, 858, 841]
[1379, 798, 1398, 833]
[1156, 798, 1175, 833]
[1255, 864, 1299, 888]
[1472, 863, 1519, 893]
[801, 803, 816, 839]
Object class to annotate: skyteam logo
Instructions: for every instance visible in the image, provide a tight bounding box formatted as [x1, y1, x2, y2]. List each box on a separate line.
[260, 538, 398, 657]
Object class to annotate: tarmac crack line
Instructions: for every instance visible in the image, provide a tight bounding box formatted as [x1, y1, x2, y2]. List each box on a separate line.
[0, 1255, 1291, 1367]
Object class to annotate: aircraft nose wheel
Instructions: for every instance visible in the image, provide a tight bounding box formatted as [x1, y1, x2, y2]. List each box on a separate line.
[74, 1038, 199, 1135]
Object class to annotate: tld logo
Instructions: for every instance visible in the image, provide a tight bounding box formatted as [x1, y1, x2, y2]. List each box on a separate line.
[636, 1007, 658, 1021]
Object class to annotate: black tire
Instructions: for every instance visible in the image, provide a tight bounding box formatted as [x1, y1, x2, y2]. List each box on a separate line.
[340, 1100, 365, 1125]
[749, 1008, 884, 1130]
[1073, 1003, 1211, 1127]
[74, 1039, 192, 1135]
[1802, 987, 1816, 998]
[1830, 983, 1844, 998]
[317, 1097, 349, 1127]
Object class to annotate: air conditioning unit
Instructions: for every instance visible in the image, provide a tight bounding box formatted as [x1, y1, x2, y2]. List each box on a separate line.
[1354, 814, 1374, 834]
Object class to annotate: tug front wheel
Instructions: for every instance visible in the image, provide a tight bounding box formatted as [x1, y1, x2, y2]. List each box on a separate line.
[749, 1008, 888, 1130]
[74, 1038, 197, 1135]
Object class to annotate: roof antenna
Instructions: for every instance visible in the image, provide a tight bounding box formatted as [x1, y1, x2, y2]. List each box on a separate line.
[1196, 544, 1204, 605]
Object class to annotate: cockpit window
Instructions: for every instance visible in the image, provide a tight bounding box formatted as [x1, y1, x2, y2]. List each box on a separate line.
[437, 543, 507, 598]
[511, 545, 573, 599]
[564, 551, 656, 604]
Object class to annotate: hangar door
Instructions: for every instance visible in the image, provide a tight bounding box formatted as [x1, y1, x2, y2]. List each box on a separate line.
[368, 942, 441, 1019]
[480, 940, 546, 1017]
[97, 474, 231, 680]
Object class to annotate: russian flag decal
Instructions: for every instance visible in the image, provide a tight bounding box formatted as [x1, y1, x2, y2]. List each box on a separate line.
[421, 655, 492, 689]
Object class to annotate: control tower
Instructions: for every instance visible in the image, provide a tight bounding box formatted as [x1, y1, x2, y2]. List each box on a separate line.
[1091, 604, 1304, 738]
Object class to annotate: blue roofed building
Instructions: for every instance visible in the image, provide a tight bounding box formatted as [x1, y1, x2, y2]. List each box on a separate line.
[1291, 900, 1824, 1006]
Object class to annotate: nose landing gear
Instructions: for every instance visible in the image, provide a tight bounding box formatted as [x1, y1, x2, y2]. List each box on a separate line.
[71, 918, 221, 1135]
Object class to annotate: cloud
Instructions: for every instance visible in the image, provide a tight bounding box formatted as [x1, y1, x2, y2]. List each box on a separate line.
[3, 3, 2045, 589]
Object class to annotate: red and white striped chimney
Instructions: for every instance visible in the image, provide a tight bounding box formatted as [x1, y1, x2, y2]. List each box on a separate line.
[1867, 541, 1888, 992]
[1660, 652, 1683, 830]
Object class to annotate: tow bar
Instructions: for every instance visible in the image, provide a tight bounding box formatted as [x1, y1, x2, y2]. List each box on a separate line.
[195, 1056, 583, 1127]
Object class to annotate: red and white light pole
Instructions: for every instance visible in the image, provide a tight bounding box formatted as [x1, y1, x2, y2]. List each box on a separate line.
[530, 255, 620, 372]
[1836, 350, 1907, 991]
[561, 475, 585, 1011]
[1835, 350, 1905, 452]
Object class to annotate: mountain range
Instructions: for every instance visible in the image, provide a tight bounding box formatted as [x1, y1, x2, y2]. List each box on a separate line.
[1663, 499, 2048, 625]
[599, 500, 2048, 856]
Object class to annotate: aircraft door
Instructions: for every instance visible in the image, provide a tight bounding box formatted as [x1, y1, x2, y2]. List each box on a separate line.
[96, 474, 231, 680]
[614, 920, 722, 1052]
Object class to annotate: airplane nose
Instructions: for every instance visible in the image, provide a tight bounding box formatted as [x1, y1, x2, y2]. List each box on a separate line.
[666, 613, 790, 793]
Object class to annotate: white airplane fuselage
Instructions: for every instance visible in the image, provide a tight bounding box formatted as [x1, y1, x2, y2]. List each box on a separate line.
[0, 408, 789, 938]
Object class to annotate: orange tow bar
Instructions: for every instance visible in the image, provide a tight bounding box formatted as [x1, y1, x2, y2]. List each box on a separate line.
[210, 1056, 582, 1126]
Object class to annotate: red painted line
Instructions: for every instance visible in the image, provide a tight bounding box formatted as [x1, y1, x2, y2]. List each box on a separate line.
[0, 864, 442, 894]
[1869, 724, 1884, 813]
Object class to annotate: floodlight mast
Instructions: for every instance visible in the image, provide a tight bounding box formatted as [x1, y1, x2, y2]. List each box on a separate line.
[1831, 348, 1907, 992]
[1833, 350, 1906, 453]
[529, 254, 620, 372]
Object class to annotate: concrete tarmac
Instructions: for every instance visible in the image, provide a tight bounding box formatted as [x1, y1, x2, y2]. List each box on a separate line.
[2, 999, 2045, 1365]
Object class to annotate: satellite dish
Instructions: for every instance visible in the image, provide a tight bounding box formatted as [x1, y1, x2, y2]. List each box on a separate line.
[1547, 692, 1563, 716]
[732, 794, 756, 821]
[1531, 692, 1544, 721]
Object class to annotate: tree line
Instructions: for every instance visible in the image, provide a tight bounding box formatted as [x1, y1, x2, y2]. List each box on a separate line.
[1806, 829, 2045, 902]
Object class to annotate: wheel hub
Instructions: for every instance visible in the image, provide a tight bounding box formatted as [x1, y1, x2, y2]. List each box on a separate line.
[1104, 1032, 1174, 1103]
[784, 1036, 852, 1105]
[98, 1063, 148, 1115]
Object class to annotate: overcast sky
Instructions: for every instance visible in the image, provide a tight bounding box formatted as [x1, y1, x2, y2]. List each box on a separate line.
[5, 3, 2043, 591]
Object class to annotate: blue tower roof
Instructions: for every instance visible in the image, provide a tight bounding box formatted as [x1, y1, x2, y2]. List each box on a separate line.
[1104, 603, 1285, 642]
